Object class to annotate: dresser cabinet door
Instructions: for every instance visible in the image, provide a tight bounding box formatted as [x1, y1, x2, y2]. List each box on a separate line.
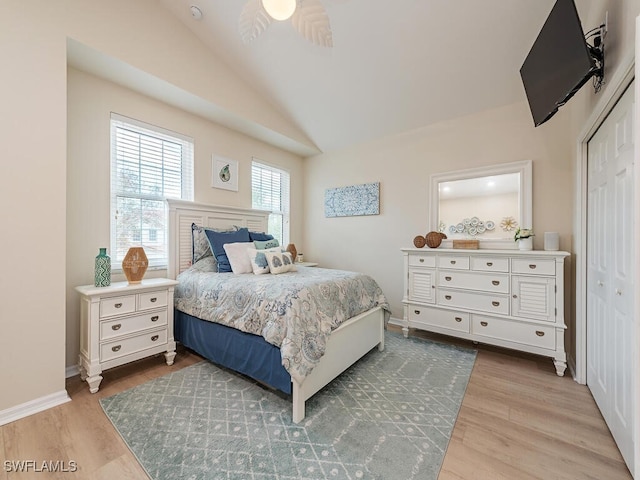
[511, 275, 556, 322]
[408, 269, 436, 304]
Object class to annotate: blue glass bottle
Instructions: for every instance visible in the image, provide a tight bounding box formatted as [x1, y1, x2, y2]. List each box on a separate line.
[95, 248, 111, 287]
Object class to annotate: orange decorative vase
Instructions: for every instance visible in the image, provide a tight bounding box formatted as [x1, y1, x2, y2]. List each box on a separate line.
[122, 247, 148, 284]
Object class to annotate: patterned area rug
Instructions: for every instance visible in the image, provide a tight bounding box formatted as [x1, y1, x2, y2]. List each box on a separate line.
[100, 333, 476, 480]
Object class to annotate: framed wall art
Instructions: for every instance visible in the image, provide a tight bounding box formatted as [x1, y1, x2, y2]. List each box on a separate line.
[211, 155, 239, 191]
[324, 182, 380, 217]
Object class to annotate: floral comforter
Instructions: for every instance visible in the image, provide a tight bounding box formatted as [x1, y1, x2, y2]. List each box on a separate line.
[174, 257, 389, 384]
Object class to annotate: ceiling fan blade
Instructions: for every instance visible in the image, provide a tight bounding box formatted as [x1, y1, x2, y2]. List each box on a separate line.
[239, 0, 273, 44]
[291, 0, 333, 47]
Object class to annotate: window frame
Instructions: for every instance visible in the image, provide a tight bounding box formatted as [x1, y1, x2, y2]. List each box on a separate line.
[251, 159, 290, 246]
[110, 113, 194, 270]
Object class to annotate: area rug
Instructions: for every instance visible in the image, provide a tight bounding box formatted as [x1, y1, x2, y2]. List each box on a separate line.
[100, 332, 476, 480]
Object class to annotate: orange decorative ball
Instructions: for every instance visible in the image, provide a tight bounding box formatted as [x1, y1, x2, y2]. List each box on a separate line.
[413, 235, 426, 248]
[425, 231, 445, 248]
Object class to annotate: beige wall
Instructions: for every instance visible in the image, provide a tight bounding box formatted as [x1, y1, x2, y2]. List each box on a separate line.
[66, 68, 304, 368]
[303, 101, 574, 323]
[0, 0, 308, 412]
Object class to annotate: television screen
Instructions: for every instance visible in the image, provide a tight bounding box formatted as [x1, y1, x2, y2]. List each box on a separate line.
[520, 0, 596, 126]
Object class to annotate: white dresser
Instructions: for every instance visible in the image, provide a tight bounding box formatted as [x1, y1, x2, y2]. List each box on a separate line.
[76, 278, 179, 393]
[401, 248, 570, 375]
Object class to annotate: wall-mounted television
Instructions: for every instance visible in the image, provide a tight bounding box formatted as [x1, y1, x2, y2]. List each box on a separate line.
[520, 0, 602, 127]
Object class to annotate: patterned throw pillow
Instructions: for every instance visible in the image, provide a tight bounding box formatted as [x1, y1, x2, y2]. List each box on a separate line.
[254, 239, 280, 250]
[246, 246, 282, 275]
[264, 250, 297, 275]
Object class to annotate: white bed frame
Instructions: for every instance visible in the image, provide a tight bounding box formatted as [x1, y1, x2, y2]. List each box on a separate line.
[167, 199, 386, 423]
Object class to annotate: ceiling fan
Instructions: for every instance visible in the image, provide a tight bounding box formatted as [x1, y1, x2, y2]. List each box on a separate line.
[239, 0, 333, 48]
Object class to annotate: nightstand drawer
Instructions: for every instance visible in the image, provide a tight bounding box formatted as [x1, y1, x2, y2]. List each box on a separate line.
[100, 311, 168, 341]
[100, 295, 136, 317]
[138, 290, 168, 310]
[100, 329, 167, 362]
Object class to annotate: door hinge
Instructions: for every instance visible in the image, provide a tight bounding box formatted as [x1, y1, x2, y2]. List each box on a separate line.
[555, 307, 557, 316]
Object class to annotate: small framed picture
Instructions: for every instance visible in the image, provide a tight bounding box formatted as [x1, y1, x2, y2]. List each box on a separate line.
[211, 155, 238, 191]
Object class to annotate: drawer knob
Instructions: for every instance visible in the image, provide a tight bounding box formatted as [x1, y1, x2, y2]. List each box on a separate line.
[114, 303, 123, 309]
[445, 276, 452, 281]
[450, 260, 456, 265]
[112, 345, 121, 352]
[513, 294, 518, 299]
[491, 301, 500, 307]
[491, 280, 500, 286]
[529, 264, 537, 269]
[486, 262, 493, 267]
[151, 316, 159, 322]
[414, 310, 421, 315]
[455, 317, 462, 323]
[445, 295, 452, 300]
[419, 258, 424, 263]
[151, 335, 159, 342]
[150, 297, 158, 303]
[111, 324, 122, 331]
[535, 331, 545, 337]
[480, 321, 488, 327]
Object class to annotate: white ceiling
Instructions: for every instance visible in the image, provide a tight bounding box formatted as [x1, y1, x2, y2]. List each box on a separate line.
[155, 0, 575, 154]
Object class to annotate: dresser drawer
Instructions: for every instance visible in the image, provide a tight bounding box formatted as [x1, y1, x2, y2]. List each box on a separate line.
[438, 289, 509, 315]
[409, 254, 436, 268]
[100, 295, 136, 318]
[437, 255, 470, 270]
[138, 290, 168, 310]
[470, 256, 509, 273]
[100, 329, 167, 362]
[511, 258, 556, 275]
[471, 315, 555, 350]
[100, 310, 168, 341]
[408, 305, 470, 333]
[438, 271, 509, 294]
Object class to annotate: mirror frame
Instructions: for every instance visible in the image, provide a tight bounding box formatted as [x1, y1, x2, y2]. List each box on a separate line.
[429, 160, 532, 249]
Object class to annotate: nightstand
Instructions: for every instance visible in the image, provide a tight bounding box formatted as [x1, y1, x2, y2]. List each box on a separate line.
[296, 262, 319, 267]
[76, 278, 179, 393]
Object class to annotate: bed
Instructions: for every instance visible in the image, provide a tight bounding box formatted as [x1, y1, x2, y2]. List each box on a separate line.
[167, 199, 389, 423]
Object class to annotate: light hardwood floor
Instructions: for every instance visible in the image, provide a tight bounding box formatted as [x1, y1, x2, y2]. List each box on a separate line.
[0, 333, 632, 480]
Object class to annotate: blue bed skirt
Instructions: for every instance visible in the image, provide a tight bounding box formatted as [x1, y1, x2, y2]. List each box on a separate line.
[174, 310, 292, 395]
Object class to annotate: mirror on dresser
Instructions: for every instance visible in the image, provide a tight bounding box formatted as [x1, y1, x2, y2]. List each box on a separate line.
[430, 160, 532, 249]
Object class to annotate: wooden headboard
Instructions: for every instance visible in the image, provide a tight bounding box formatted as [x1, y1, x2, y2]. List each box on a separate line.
[166, 199, 270, 279]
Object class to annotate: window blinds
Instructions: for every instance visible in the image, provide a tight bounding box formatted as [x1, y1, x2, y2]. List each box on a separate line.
[251, 160, 290, 245]
[110, 114, 194, 268]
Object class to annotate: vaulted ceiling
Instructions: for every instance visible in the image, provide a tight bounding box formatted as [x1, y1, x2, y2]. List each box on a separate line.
[157, 0, 588, 154]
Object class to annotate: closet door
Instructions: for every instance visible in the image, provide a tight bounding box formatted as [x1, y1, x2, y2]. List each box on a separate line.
[586, 82, 635, 473]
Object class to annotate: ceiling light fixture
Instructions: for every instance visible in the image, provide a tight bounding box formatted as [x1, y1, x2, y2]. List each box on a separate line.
[261, 0, 297, 21]
[239, 0, 333, 48]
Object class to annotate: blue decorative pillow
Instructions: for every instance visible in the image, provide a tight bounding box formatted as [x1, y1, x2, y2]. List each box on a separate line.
[205, 228, 250, 273]
[191, 223, 235, 265]
[249, 231, 274, 242]
[254, 239, 280, 250]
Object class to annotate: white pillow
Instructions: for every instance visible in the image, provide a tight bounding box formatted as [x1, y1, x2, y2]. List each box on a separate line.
[223, 242, 253, 274]
[246, 246, 281, 275]
[265, 251, 297, 275]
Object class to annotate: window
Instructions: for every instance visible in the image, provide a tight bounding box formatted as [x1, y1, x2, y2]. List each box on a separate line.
[251, 160, 290, 245]
[110, 114, 193, 268]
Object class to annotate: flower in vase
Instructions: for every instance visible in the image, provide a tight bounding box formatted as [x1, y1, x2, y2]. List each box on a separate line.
[514, 228, 534, 242]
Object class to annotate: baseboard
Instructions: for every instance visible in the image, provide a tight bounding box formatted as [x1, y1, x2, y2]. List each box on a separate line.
[0, 390, 71, 426]
[387, 316, 404, 328]
[66, 364, 80, 379]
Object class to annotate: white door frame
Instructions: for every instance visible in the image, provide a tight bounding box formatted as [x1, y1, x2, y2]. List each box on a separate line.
[573, 28, 638, 478]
